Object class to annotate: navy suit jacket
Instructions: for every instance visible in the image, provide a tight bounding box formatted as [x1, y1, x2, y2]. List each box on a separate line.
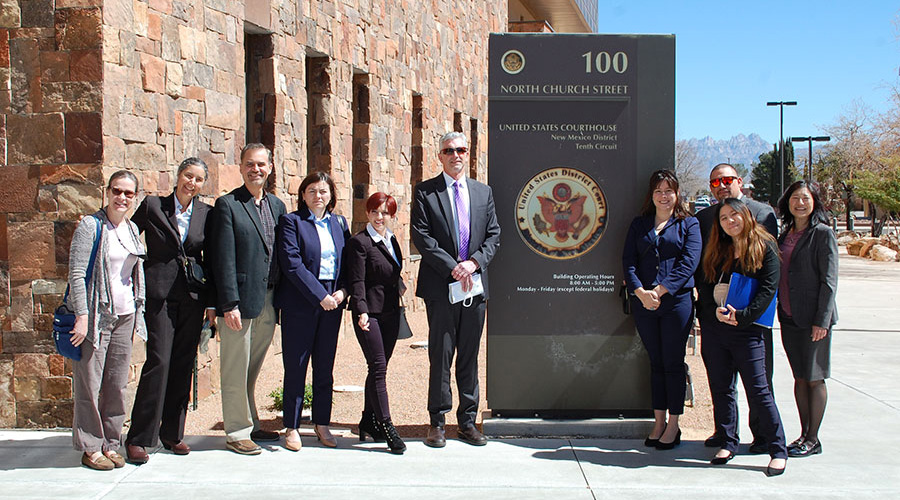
[622, 215, 702, 296]
[411, 173, 501, 301]
[274, 207, 351, 312]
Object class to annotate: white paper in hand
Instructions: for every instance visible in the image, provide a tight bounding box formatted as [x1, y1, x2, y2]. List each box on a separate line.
[449, 274, 484, 305]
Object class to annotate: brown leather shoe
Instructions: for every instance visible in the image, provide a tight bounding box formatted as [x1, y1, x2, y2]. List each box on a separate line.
[424, 426, 446, 448]
[250, 429, 280, 442]
[161, 438, 191, 455]
[284, 429, 302, 451]
[104, 451, 125, 468]
[457, 425, 487, 446]
[226, 439, 262, 455]
[125, 444, 149, 465]
[82, 452, 114, 471]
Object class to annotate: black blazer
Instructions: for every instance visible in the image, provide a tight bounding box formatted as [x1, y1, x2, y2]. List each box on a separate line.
[410, 174, 501, 301]
[778, 222, 838, 329]
[209, 185, 286, 318]
[347, 229, 403, 315]
[132, 193, 212, 303]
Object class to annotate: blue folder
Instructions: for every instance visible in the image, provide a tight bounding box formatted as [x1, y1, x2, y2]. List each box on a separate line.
[724, 272, 777, 328]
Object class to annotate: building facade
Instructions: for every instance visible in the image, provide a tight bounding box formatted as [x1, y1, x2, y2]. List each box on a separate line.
[0, 0, 593, 427]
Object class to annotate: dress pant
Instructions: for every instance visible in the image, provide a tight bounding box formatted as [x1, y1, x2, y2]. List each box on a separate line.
[425, 295, 486, 429]
[219, 290, 276, 442]
[702, 322, 787, 458]
[280, 280, 342, 428]
[127, 287, 205, 447]
[352, 309, 400, 422]
[72, 313, 135, 452]
[632, 291, 693, 414]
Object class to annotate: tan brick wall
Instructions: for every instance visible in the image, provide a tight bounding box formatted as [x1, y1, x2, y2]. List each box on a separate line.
[1, 0, 507, 428]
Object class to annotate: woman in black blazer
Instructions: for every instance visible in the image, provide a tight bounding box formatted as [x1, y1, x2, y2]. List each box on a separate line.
[698, 198, 787, 476]
[776, 181, 838, 458]
[125, 158, 215, 464]
[275, 171, 349, 451]
[347, 192, 406, 454]
[622, 170, 701, 450]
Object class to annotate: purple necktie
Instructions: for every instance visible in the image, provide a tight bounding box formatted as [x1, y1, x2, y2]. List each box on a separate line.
[454, 181, 470, 261]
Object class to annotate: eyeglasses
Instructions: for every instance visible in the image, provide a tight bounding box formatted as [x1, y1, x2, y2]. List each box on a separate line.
[441, 147, 468, 156]
[709, 176, 737, 188]
[110, 187, 136, 199]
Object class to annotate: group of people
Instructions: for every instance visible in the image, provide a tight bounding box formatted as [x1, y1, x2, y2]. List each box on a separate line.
[65, 132, 500, 469]
[623, 163, 838, 477]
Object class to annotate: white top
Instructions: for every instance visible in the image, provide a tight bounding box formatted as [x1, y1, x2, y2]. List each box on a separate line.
[309, 212, 336, 281]
[174, 195, 193, 244]
[442, 172, 470, 244]
[106, 221, 138, 315]
[366, 223, 399, 264]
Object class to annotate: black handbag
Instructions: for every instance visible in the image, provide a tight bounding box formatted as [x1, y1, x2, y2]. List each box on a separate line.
[619, 283, 632, 315]
[397, 296, 413, 340]
[179, 254, 208, 293]
[53, 216, 101, 361]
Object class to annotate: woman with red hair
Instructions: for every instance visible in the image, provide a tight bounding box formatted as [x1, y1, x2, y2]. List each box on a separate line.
[347, 192, 406, 454]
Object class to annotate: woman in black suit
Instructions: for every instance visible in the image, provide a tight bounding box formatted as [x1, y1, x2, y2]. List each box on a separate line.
[125, 158, 215, 464]
[275, 171, 349, 451]
[777, 181, 838, 458]
[698, 198, 787, 476]
[347, 192, 406, 454]
[622, 170, 701, 450]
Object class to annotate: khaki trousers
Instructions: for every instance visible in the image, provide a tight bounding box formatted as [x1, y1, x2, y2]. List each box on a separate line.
[219, 290, 276, 441]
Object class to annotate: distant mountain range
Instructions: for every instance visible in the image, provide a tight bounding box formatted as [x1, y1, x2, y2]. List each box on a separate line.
[683, 133, 773, 173]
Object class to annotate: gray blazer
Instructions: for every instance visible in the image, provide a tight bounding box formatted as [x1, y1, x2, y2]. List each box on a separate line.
[67, 209, 147, 347]
[411, 174, 501, 301]
[779, 221, 839, 329]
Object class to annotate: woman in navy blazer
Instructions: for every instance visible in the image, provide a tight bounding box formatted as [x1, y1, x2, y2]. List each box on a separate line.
[622, 170, 701, 450]
[347, 192, 406, 454]
[275, 171, 350, 451]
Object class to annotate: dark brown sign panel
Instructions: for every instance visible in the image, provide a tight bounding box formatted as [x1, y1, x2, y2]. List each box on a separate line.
[487, 34, 675, 416]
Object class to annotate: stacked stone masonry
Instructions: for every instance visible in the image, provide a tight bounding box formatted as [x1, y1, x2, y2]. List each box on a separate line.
[0, 0, 506, 428]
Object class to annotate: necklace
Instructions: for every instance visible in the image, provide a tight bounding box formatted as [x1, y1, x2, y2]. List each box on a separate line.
[110, 221, 136, 255]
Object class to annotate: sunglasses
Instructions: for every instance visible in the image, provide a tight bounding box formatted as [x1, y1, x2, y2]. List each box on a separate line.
[110, 187, 137, 199]
[441, 147, 468, 156]
[709, 176, 737, 188]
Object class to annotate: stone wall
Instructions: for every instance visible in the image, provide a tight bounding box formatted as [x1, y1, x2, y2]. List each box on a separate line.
[1, 0, 505, 428]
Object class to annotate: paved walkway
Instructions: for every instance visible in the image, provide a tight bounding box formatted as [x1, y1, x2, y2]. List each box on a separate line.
[2, 251, 899, 499]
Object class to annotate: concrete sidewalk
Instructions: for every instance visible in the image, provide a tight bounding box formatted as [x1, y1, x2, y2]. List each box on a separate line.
[2, 252, 899, 499]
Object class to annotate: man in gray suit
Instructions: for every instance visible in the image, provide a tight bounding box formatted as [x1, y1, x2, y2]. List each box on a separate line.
[411, 132, 501, 448]
[695, 163, 778, 453]
[210, 144, 286, 455]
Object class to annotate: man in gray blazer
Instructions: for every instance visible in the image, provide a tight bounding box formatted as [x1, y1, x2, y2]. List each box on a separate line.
[210, 143, 286, 455]
[695, 163, 778, 453]
[411, 132, 501, 448]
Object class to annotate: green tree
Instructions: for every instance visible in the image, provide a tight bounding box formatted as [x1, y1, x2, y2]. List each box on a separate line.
[750, 142, 797, 206]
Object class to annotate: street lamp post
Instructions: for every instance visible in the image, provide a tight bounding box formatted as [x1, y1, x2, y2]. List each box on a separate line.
[790, 136, 831, 181]
[767, 101, 797, 196]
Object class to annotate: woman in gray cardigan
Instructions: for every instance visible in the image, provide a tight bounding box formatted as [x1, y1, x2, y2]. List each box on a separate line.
[777, 181, 838, 459]
[67, 170, 147, 471]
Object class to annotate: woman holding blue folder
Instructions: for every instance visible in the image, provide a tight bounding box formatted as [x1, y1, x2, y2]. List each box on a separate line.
[697, 198, 787, 476]
[622, 170, 701, 450]
[777, 181, 838, 458]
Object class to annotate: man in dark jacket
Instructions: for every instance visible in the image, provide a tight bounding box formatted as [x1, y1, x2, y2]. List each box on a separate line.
[696, 163, 778, 453]
[210, 144, 286, 455]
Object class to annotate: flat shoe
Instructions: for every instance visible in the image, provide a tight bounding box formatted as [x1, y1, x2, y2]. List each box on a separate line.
[160, 439, 191, 455]
[787, 437, 805, 451]
[250, 429, 280, 442]
[81, 452, 114, 471]
[788, 440, 822, 457]
[710, 450, 735, 465]
[226, 439, 262, 455]
[104, 452, 125, 468]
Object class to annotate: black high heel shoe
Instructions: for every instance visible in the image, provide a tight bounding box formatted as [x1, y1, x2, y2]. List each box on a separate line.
[710, 450, 735, 465]
[358, 411, 385, 442]
[378, 420, 406, 455]
[644, 437, 660, 447]
[655, 430, 681, 450]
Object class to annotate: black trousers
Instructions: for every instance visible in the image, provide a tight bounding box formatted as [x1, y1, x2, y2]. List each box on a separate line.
[425, 296, 486, 429]
[702, 322, 787, 458]
[127, 290, 204, 447]
[352, 309, 400, 422]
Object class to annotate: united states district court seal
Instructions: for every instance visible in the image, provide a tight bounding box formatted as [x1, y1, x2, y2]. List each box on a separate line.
[516, 167, 608, 259]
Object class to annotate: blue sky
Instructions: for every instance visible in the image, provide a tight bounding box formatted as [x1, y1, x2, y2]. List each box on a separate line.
[597, 1, 899, 142]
